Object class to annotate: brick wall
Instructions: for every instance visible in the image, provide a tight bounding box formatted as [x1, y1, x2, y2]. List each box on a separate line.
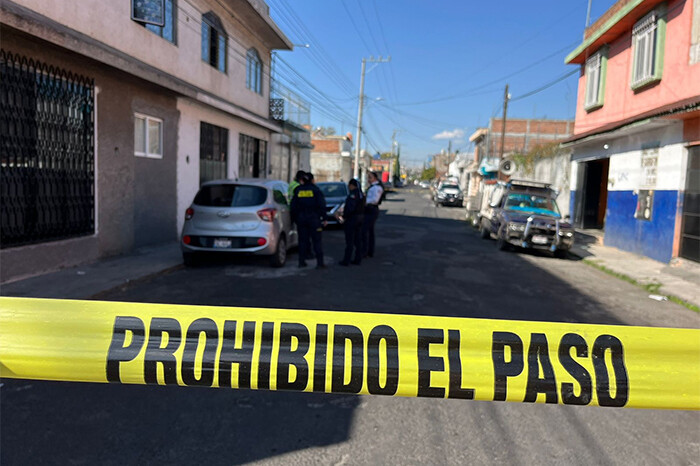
[487, 118, 573, 156]
[311, 139, 341, 153]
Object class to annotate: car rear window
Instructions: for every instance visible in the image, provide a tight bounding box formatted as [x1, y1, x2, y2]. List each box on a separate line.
[194, 184, 268, 207]
[319, 183, 348, 197]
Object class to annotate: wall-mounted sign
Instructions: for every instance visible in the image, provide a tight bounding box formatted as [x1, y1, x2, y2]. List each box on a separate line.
[131, 0, 165, 27]
[635, 189, 654, 221]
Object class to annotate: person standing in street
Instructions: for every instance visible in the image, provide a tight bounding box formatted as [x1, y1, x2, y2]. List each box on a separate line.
[339, 179, 364, 266]
[291, 172, 327, 269]
[362, 171, 384, 258]
[288, 170, 305, 199]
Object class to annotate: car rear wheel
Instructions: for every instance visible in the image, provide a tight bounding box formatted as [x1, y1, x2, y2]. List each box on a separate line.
[270, 235, 287, 268]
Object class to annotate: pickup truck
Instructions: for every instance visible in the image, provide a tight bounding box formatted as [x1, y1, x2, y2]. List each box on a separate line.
[479, 180, 574, 258]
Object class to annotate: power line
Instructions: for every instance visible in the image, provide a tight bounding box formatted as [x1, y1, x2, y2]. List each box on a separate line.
[510, 69, 579, 102]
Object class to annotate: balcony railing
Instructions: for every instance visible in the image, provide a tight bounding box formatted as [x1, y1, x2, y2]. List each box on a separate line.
[270, 82, 310, 128]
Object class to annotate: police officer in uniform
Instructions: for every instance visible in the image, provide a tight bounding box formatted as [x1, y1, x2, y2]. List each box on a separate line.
[291, 173, 326, 269]
[339, 178, 364, 266]
[362, 171, 384, 258]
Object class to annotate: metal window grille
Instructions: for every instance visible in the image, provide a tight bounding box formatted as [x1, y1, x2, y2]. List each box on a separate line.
[632, 11, 657, 86]
[0, 50, 95, 249]
[585, 53, 601, 107]
[199, 122, 228, 185]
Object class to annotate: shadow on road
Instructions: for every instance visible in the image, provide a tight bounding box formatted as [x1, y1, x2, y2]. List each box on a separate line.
[1, 380, 359, 465]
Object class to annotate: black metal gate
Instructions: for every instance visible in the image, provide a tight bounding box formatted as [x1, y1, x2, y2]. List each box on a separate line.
[0, 50, 95, 248]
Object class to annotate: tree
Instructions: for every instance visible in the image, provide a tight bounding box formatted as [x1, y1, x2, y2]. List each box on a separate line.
[420, 167, 436, 180]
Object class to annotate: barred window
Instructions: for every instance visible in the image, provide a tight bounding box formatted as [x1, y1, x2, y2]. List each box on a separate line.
[585, 52, 602, 108]
[632, 11, 658, 87]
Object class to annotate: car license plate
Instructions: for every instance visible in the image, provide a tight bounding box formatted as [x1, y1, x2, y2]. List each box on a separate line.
[213, 238, 231, 248]
[532, 235, 548, 245]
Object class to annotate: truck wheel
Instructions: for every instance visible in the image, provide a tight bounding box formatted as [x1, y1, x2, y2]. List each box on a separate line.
[270, 235, 287, 268]
[480, 222, 490, 239]
[497, 229, 509, 251]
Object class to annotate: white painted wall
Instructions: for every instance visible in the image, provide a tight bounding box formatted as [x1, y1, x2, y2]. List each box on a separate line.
[20, 0, 274, 117]
[571, 121, 686, 193]
[176, 97, 270, 231]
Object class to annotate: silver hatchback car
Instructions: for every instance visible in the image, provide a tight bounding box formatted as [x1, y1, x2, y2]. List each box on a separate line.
[181, 179, 298, 267]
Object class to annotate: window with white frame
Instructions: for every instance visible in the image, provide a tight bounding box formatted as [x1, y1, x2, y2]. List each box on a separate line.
[134, 114, 163, 158]
[585, 52, 603, 109]
[632, 11, 659, 87]
[246, 48, 263, 94]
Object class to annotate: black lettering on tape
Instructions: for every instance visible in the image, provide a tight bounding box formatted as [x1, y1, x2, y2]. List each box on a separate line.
[218, 321, 256, 389]
[492, 332, 524, 401]
[447, 330, 475, 400]
[524, 333, 557, 404]
[181, 318, 218, 387]
[313, 324, 328, 392]
[106, 316, 146, 383]
[559, 333, 592, 405]
[257, 322, 275, 390]
[366, 325, 399, 396]
[331, 325, 364, 394]
[144, 318, 182, 385]
[593, 335, 629, 407]
[277, 323, 310, 391]
[417, 328, 445, 398]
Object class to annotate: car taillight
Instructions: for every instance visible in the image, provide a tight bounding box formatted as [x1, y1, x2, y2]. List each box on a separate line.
[257, 208, 277, 222]
[185, 207, 194, 220]
[257, 238, 267, 246]
[182, 235, 191, 245]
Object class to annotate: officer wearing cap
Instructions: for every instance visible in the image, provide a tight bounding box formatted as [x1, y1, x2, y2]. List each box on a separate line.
[339, 178, 364, 266]
[291, 172, 326, 269]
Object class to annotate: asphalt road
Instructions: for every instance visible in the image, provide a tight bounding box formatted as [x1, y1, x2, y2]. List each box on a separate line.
[2, 188, 699, 465]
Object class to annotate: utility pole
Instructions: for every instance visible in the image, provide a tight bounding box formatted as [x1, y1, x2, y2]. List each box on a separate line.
[447, 140, 452, 176]
[497, 84, 510, 181]
[585, 0, 593, 35]
[354, 56, 390, 181]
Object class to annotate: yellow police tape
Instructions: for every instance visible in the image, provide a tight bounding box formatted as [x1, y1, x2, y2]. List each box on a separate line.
[1, 297, 699, 410]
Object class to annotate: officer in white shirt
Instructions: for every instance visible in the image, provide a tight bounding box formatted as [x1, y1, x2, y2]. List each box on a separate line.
[362, 171, 384, 258]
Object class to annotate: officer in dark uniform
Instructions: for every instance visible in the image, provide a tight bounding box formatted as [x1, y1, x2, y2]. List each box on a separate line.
[339, 179, 364, 266]
[291, 173, 327, 269]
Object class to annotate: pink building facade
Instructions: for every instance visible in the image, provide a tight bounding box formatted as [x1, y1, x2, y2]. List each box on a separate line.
[564, 0, 700, 263]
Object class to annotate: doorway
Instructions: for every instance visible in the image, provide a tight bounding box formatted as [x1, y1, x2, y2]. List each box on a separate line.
[574, 158, 609, 229]
[680, 147, 699, 262]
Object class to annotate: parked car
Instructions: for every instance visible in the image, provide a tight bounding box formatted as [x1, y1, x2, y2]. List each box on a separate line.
[434, 183, 464, 207]
[317, 181, 348, 225]
[419, 180, 430, 189]
[480, 180, 573, 258]
[180, 179, 298, 267]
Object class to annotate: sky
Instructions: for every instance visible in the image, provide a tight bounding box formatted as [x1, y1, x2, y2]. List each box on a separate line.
[268, 0, 618, 166]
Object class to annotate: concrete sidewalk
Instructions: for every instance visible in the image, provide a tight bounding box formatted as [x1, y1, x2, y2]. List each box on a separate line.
[0, 241, 182, 299]
[572, 231, 700, 310]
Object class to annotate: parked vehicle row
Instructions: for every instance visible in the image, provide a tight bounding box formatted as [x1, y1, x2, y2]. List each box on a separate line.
[477, 180, 574, 258]
[180, 178, 357, 268]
